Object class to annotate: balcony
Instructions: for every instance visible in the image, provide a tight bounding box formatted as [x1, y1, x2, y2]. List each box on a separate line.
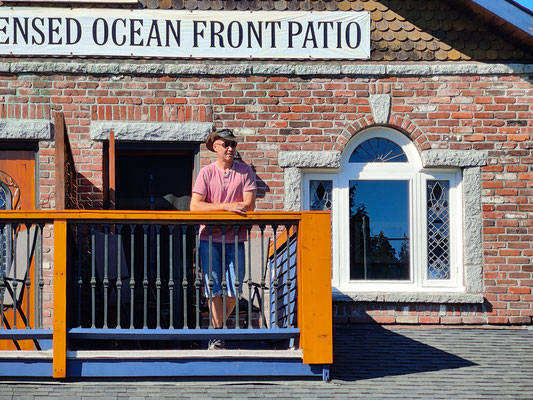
[0, 210, 332, 380]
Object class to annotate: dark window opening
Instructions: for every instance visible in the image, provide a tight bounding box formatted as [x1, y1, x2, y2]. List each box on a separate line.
[114, 145, 196, 211]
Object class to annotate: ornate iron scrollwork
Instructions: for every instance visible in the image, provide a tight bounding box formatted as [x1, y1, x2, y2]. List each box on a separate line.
[0, 171, 20, 210]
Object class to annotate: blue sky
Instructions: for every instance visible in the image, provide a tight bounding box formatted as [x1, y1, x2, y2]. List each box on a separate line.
[514, 0, 533, 11]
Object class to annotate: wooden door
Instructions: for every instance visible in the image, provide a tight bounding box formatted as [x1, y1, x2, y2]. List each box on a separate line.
[0, 150, 36, 350]
[0, 150, 35, 211]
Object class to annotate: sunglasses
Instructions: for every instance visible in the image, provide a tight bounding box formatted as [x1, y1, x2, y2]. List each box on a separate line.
[217, 140, 238, 149]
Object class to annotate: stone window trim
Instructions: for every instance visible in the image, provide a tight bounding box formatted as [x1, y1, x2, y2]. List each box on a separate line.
[90, 121, 214, 142]
[0, 120, 213, 143]
[0, 120, 51, 140]
[279, 149, 487, 304]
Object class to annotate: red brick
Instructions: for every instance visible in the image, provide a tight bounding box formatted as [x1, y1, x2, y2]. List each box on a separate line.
[464, 134, 485, 142]
[509, 287, 531, 294]
[487, 316, 509, 324]
[419, 316, 440, 324]
[508, 316, 532, 324]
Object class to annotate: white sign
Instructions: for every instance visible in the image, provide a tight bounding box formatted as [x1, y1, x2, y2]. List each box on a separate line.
[0, 8, 370, 59]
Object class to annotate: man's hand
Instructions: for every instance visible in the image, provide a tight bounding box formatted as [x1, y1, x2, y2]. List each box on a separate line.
[225, 202, 247, 216]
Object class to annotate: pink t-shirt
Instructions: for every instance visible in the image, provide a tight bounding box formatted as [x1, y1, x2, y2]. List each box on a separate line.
[192, 161, 257, 242]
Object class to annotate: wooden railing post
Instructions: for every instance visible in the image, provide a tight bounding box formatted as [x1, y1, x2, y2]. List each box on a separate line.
[53, 219, 67, 378]
[297, 211, 332, 365]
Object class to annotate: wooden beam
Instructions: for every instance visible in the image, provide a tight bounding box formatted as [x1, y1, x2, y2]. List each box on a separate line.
[53, 219, 67, 378]
[298, 212, 332, 365]
[109, 130, 116, 210]
[0, 210, 304, 222]
[54, 113, 66, 211]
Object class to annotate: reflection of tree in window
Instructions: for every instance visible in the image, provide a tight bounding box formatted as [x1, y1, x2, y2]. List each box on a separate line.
[349, 181, 410, 281]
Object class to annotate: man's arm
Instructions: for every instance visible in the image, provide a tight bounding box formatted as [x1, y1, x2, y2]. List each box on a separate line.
[190, 192, 253, 216]
[241, 190, 256, 211]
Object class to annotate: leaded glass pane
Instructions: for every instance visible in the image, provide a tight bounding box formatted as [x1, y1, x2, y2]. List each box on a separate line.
[349, 138, 408, 163]
[0, 185, 7, 210]
[427, 180, 451, 280]
[309, 180, 332, 211]
[349, 180, 410, 280]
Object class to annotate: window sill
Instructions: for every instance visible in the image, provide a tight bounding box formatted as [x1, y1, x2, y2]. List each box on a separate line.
[333, 290, 484, 304]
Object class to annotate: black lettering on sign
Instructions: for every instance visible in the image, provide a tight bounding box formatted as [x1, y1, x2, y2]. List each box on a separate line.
[112, 19, 127, 46]
[93, 18, 109, 46]
[49, 17, 63, 45]
[66, 18, 82, 45]
[288, 21, 302, 49]
[165, 20, 181, 47]
[193, 20, 206, 48]
[130, 19, 144, 46]
[31, 18, 46, 45]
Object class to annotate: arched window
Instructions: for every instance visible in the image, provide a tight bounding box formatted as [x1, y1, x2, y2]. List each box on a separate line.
[303, 127, 463, 292]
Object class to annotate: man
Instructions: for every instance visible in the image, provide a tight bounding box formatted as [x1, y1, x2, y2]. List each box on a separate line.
[190, 129, 256, 350]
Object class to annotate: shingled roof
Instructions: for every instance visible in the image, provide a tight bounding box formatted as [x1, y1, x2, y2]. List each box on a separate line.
[2, 0, 532, 61]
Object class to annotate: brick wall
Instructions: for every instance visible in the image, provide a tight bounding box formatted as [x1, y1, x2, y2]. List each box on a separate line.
[1, 71, 532, 325]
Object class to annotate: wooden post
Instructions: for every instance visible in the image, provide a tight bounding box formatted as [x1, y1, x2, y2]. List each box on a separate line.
[53, 219, 67, 378]
[109, 130, 116, 210]
[297, 212, 333, 365]
[54, 113, 66, 210]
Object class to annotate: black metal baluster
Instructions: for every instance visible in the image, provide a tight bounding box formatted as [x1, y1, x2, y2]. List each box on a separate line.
[142, 225, 148, 329]
[156, 225, 161, 329]
[90, 225, 96, 328]
[246, 225, 252, 329]
[221, 225, 227, 330]
[285, 224, 292, 329]
[291, 224, 298, 328]
[168, 225, 174, 329]
[233, 225, 240, 330]
[76, 225, 82, 328]
[259, 225, 266, 328]
[12, 224, 17, 329]
[37, 223, 44, 329]
[103, 225, 109, 329]
[181, 225, 188, 330]
[129, 224, 136, 329]
[272, 224, 279, 329]
[25, 223, 31, 329]
[194, 225, 200, 329]
[207, 225, 214, 329]
[116, 224, 123, 329]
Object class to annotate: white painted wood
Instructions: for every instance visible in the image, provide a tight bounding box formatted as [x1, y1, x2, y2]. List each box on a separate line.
[67, 349, 303, 359]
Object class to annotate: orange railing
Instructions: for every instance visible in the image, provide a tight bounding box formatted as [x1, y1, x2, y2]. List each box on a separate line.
[0, 210, 332, 378]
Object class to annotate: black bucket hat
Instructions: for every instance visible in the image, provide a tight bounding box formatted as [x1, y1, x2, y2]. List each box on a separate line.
[205, 129, 238, 152]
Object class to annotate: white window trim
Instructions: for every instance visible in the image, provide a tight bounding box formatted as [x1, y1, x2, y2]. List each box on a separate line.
[303, 127, 465, 294]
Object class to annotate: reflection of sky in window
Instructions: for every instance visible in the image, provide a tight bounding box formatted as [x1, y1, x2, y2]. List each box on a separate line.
[350, 180, 409, 253]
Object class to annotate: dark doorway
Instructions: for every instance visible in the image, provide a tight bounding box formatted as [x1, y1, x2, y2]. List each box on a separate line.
[114, 145, 195, 211]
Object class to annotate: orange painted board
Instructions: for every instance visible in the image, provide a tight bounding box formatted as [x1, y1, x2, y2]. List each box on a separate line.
[298, 212, 333, 365]
[0, 210, 304, 222]
[53, 219, 67, 379]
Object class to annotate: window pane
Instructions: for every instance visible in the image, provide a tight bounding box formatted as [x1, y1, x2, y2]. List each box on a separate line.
[349, 180, 410, 280]
[0, 186, 7, 210]
[349, 138, 408, 163]
[427, 180, 451, 280]
[309, 180, 332, 211]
